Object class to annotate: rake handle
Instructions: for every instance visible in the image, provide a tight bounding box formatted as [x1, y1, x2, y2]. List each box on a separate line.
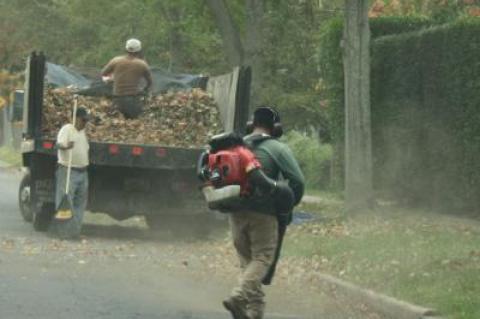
[65, 95, 78, 195]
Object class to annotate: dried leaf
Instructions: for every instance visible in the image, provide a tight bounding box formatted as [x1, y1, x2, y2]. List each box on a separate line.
[42, 88, 222, 147]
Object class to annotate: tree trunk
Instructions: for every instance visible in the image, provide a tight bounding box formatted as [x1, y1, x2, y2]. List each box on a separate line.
[244, 0, 265, 108]
[207, 0, 266, 113]
[165, 6, 186, 72]
[343, 0, 373, 212]
[205, 0, 244, 67]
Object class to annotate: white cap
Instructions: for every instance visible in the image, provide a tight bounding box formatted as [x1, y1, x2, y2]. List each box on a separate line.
[125, 38, 142, 53]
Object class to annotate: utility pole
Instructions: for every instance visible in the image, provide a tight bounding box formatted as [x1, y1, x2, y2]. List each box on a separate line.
[343, 0, 373, 212]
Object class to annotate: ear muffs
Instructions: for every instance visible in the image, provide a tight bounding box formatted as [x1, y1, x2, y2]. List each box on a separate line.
[267, 107, 283, 138]
[272, 122, 283, 138]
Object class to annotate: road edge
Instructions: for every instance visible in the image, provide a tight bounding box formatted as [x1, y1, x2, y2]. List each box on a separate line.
[302, 194, 445, 318]
[0, 159, 13, 169]
[315, 272, 444, 319]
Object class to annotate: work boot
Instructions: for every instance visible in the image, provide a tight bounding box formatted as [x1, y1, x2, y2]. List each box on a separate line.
[223, 296, 250, 319]
[247, 302, 265, 319]
[247, 311, 263, 319]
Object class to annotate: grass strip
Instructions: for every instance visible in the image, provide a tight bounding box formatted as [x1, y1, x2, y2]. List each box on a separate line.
[0, 146, 21, 167]
[284, 196, 480, 319]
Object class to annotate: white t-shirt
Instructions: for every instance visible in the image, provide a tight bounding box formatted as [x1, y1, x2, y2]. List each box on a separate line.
[56, 124, 89, 168]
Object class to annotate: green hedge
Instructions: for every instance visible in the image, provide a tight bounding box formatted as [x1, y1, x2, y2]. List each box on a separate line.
[318, 16, 434, 190]
[318, 16, 434, 146]
[371, 18, 480, 213]
[283, 131, 332, 190]
[319, 17, 480, 213]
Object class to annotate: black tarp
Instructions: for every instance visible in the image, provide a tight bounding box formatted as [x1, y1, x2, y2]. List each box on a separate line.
[45, 62, 92, 89]
[45, 62, 207, 96]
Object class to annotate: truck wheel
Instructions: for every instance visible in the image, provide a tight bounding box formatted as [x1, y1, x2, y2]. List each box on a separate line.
[18, 173, 33, 222]
[33, 203, 55, 232]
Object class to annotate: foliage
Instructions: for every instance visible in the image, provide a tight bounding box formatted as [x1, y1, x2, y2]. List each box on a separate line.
[317, 18, 345, 157]
[317, 16, 436, 190]
[0, 70, 23, 101]
[283, 130, 332, 190]
[319, 16, 480, 212]
[369, 15, 434, 37]
[1, 0, 336, 133]
[0, 147, 21, 167]
[259, 1, 335, 132]
[318, 15, 435, 144]
[370, 0, 480, 21]
[0, 0, 228, 74]
[371, 18, 480, 213]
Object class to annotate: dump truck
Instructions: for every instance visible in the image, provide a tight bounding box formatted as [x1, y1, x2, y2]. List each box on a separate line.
[18, 52, 251, 233]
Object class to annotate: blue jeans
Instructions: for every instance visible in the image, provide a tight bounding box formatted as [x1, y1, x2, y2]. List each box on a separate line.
[49, 165, 88, 239]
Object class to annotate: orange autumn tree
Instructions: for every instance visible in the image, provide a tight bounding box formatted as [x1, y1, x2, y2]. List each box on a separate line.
[369, 0, 480, 18]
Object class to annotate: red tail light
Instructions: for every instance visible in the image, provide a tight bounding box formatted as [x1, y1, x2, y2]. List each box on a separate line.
[43, 141, 54, 149]
[156, 148, 167, 157]
[109, 144, 120, 155]
[131, 146, 144, 156]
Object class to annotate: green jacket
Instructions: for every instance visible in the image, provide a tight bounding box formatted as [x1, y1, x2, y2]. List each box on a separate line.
[243, 133, 305, 215]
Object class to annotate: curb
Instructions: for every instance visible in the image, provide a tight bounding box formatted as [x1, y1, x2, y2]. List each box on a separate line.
[301, 195, 323, 205]
[316, 273, 443, 319]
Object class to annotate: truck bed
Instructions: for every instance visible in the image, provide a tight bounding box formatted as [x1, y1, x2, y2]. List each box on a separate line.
[22, 52, 250, 171]
[35, 138, 203, 170]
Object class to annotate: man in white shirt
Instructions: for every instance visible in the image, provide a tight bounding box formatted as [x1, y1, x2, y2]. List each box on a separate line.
[50, 107, 90, 239]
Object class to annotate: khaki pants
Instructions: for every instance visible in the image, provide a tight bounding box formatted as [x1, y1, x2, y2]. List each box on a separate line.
[229, 211, 278, 319]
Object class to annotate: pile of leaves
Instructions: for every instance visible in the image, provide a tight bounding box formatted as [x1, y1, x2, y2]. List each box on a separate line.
[42, 88, 222, 147]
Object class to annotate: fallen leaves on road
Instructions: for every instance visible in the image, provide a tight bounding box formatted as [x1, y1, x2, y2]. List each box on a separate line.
[1, 238, 15, 250]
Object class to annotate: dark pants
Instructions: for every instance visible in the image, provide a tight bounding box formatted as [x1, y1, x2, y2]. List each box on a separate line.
[113, 95, 144, 119]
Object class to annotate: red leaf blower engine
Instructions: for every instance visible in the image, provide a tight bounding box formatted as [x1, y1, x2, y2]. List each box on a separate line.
[197, 133, 260, 209]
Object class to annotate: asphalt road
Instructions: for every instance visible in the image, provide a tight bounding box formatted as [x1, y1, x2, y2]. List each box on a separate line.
[0, 167, 381, 319]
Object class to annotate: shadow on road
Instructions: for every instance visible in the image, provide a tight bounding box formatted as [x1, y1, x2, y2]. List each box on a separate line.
[81, 222, 227, 243]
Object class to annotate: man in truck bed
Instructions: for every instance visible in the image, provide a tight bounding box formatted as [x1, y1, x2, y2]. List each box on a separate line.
[101, 38, 153, 119]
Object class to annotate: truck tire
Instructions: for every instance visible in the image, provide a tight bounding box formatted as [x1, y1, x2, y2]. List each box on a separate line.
[18, 173, 33, 222]
[33, 203, 55, 232]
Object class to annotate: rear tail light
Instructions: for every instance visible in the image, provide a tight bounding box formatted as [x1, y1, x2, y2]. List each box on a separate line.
[109, 144, 120, 155]
[42, 141, 54, 149]
[131, 146, 144, 156]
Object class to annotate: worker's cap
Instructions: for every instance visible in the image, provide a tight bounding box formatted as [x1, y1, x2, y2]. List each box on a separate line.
[76, 107, 92, 121]
[125, 38, 142, 53]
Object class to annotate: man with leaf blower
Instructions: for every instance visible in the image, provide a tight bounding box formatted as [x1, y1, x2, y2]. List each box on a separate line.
[199, 106, 305, 319]
[49, 106, 91, 240]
